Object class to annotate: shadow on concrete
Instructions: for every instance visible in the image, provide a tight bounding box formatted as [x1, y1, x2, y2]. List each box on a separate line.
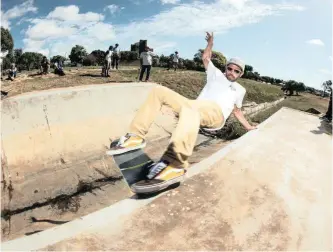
[131, 182, 181, 200]
[30, 216, 69, 225]
[25, 230, 43, 236]
[310, 119, 332, 135]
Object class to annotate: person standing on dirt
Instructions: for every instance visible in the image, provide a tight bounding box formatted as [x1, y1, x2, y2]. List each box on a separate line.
[111, 43, 120, 70]
[138, 46, 155, 82]
[103, 46, 113, 77]
[107, 32, 257, 189]
[40, 56, 50, 74]
[320, 90, 332, 122]
[172, 51, 179, 71]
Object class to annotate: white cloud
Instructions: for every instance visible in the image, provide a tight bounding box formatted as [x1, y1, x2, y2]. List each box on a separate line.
[26, 20, 76, 40]
[23, 5, 114, 57]
[22, 0, 305, 58]
[329, 56, 332, 61]
[319, 69, 332, 75]
[1, 0, 38, 29]
[104, 4, 125, 15]
[47, 5, 104, 23]
[117, 1, 305, 39]
[160, 0, 181, 4]
[306, 39, 325, 46]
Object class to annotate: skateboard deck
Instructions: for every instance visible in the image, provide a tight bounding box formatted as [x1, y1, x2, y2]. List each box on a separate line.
[107, 140, 184, 194]
[110, 149, 154, 187]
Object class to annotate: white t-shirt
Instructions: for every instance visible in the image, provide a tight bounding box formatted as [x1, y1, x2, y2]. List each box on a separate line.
[112, 47, 120, 57]
[140, 51, 155, 65]
[197, 60, 246, 129]
[105, 51, 112, 62]
[173, 54, 179, 63]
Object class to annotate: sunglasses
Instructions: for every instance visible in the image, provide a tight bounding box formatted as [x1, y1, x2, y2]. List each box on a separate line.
[227, 67, 241, 74]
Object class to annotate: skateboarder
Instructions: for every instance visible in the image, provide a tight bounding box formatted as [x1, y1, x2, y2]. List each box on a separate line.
[108, 32, 257, 187]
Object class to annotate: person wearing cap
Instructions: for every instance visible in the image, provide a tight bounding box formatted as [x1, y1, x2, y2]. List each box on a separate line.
[139, 46, 156, 82]
[107, 31, 257, 190]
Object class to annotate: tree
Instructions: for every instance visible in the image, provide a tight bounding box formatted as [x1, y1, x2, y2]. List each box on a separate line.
[19, 52, 44, 71]
[91, 50, 106, 65]
[2, 53, 14, 69]
[157, 54, 170, 68]
[183, 59, 197, 70]
[193, 49, 227, 72]
[322, 80, 332, 96]
[305, 86, 315, 94]
[82, 54, 97, 66]
[1, 27, 14, 52]
[282, 80, 303, 96]
[14, 49, 23, 64]
[120, 51, 139, 61]
[50, 55, 67, 64]
[294, 82, 306, 95]
[244, 65, 253, 72]
[69, 45, 88, 65]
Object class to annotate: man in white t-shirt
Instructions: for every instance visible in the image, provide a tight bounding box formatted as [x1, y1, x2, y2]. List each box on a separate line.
[111, 43, 121, 70]
[139, 46, 156, 81]
[107, 32, 257, 192]
[173, 51, 179, 71]
[102, 46, 113, 77]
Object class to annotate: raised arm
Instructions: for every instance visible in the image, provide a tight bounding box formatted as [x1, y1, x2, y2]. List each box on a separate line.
[202, 32, 214, 70]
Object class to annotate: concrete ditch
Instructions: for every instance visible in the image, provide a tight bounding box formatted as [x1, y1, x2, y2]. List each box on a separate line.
[1, 82, 231, 241]
[0, 82, 285, 242]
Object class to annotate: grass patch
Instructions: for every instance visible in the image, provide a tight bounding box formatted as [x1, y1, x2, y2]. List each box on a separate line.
[251, 94, 329, 124]
[2, 67, 284, 104]
[238, 78, 284, 104]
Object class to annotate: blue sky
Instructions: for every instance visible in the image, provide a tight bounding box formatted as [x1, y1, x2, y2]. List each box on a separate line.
[1, 0, 332, 89]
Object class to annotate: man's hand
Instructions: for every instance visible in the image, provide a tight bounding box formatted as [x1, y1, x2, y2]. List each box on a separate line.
[202, 32, 214, 69]
[246, 125, 258, 131]
[205, 32, 214, 44]
[246, 122, 259, 131]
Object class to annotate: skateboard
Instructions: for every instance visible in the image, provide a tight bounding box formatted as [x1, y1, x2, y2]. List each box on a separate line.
[107, 140, 184, 194]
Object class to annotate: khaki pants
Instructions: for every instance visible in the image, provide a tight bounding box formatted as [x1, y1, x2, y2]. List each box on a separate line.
[129, 86, 224, 168]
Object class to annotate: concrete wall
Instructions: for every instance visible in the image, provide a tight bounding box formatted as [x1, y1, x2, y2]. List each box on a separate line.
[243, 97, 285, 116]
[1, 83, 177, 210]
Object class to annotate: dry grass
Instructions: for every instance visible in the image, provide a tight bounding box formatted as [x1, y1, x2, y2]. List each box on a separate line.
[251, 94, 330, 124]
[1, 66, 284, 105]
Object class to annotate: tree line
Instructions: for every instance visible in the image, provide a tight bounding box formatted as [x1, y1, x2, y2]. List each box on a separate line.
[1, 27, 331, 96]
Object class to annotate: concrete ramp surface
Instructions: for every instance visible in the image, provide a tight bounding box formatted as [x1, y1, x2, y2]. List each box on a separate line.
[2, 107, 331, 251]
